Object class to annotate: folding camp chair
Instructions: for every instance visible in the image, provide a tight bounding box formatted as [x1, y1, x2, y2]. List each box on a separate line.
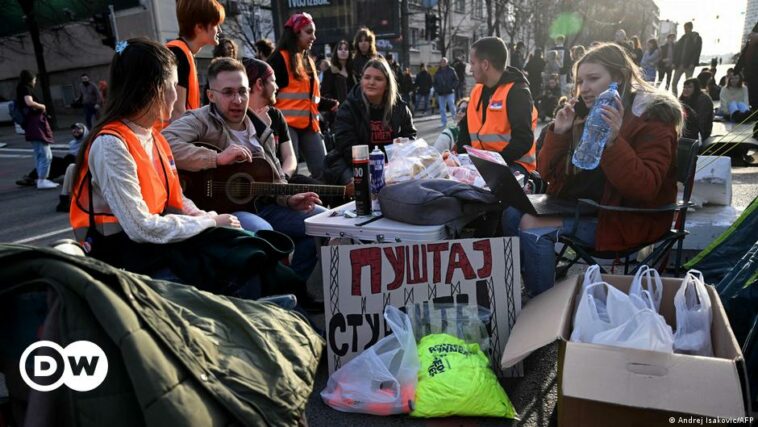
[556, 137, 701, 277]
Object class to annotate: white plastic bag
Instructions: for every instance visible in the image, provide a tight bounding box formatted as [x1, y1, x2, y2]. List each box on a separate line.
[591, 308, 674, 352]
[582, 265, 603, 291]
[321, 306, 419, 415]
[384, 139, 449, 184]
[673, 270, 714, 356]
[570, 282, 639, 343]
[629, 265, 663, 312]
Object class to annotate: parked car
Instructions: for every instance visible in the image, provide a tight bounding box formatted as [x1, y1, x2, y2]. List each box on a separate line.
[0, 99, 13, 123]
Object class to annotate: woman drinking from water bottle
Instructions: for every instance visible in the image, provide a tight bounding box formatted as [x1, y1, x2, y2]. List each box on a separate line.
[502, 43, 683, 297]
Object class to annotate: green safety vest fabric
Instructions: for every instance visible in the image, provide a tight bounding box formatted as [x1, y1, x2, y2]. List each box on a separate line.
[411, 333, 517, 418]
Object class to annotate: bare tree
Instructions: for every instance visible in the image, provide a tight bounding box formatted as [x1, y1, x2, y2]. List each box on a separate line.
[435, 0, 486, 57]
[504, 1, 530, 45]
[13, 0, 56, 126]
[222, 0, 275, 56]
[2, 0, 117, 127]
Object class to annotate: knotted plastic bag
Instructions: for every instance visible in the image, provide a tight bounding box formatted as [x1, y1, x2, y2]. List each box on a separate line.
[321, 305, 419, 415]
[673, 270, 713, 356]
[411, 333, 517, 419]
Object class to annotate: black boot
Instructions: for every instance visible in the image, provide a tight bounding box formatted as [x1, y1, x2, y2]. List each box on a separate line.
[16, 175, 34, 186]
[55, 195, 70, 213]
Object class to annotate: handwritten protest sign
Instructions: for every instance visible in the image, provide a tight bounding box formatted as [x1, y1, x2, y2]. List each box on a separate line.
[321, 237, 521, 377]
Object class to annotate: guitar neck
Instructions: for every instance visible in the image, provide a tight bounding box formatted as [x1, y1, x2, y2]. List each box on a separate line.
[249, 183, 345, 197]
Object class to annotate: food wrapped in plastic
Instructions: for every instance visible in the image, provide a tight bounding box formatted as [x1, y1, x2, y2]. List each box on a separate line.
[384, 139, 450, 184]
[447, 166, 486, 188]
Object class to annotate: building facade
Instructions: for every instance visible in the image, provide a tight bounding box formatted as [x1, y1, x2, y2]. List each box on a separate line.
[744, 0, 758, 45]
[0, 0, 273, 109]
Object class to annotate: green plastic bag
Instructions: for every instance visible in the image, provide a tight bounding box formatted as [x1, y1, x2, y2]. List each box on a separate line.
[411, 333, 517, 418]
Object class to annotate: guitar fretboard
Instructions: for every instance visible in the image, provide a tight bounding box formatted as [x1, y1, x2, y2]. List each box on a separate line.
[217, 181, 346, 197]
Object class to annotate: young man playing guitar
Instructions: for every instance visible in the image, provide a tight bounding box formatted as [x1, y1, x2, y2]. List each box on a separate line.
[163, 57, 327, 283]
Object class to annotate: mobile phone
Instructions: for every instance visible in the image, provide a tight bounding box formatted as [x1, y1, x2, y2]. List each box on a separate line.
[575, 97, 589, 117]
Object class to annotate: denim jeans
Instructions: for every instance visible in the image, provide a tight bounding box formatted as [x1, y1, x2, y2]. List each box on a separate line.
[83, 104, 97, 129]
[415, 93, 430, 113]
[31, 140, 52, 180]
[289, 129, 326, 180]
[502, 206, 597, 297]
[438, 93, 457, 126]
[234, 211, 273, 232]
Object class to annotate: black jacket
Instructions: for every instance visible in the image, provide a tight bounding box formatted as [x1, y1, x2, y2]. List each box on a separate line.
[674, 31, 703, 68]
[321, 65, 357, 104]
[433, 66, 459, 95]
[415, 70, 433, 95]
[457, 67, 535, 164]
[399, 73, 415, 94]
[323, 85, 417, 184]
[681, 92, 714, 141]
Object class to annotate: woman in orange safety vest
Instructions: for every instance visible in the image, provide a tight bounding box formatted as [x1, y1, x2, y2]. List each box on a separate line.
[268, 12, 338, 180]
[69, 38, 297, 300]
[163, 0, 225, 127]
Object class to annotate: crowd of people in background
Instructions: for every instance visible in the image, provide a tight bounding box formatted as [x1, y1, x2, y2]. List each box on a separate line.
[13, 9, 758, 199]
[4, 0, 757, 368]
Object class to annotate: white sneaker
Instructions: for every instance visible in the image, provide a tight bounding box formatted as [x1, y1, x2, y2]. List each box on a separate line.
[37, 179, 59, 189]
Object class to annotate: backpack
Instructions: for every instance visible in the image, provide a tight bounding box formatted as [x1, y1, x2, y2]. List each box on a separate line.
[378, 179, 501, 234]
[8, 100, 26, 126]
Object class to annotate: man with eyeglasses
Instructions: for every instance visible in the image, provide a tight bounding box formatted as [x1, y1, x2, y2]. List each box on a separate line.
[164, 57, 325, 293]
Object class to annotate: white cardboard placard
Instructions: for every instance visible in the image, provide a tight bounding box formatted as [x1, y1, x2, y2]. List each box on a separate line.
[321, 237, 522, 377]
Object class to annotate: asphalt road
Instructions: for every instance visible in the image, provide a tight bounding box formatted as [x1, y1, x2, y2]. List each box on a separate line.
[1, 112, 756, 427]
[0, 113, 453, 246]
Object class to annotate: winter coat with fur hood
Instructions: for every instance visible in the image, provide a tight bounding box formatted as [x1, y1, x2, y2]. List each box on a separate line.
[539, 89, 683, 251]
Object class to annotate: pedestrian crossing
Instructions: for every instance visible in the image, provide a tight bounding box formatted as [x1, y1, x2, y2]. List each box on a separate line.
[0, 144, 70, 159]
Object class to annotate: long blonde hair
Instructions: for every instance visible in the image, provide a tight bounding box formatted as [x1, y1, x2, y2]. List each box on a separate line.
[573, 42, 681, 131]
[361, 57, 399, 125]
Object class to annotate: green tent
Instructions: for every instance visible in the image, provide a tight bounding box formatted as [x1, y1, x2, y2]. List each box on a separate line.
[685, 197, 758, 408]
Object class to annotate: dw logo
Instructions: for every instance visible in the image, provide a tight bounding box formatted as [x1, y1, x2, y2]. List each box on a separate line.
[19, 341, 109, 392]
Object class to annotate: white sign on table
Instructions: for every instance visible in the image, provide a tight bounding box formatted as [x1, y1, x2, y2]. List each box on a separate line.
[321, 237, 522, 377]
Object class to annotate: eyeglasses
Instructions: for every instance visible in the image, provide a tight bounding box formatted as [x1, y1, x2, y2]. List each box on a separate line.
[209, 87, 250, 99]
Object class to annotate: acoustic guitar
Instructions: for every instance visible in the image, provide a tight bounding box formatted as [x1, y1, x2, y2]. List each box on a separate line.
[180, 153, 349, 213]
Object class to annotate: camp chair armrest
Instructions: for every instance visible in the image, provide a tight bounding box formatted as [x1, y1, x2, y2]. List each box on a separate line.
[577, 198, 689, 213]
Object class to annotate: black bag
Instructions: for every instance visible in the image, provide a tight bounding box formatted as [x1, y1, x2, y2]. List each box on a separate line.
[378, 179, 501, 234]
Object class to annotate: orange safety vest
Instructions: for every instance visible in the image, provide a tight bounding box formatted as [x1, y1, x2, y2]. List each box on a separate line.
[155, 40, 201, 131]
[467, 81, 538, 173]
[70, 121, 184, 242]
[274, 50, 321, 133]
[166, 39, 201, 111]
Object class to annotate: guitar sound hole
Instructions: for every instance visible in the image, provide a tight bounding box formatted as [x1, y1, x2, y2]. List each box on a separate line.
[226, 172, 254, 206]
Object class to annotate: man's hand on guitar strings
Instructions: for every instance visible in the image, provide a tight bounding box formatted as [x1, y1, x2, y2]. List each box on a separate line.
[217, 144, 253, 165]
[287, 192, 322, 212]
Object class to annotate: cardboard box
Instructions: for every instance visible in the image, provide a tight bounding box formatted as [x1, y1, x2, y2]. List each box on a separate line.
[692, 155, 732, 207]
[501, 274, 751, 426]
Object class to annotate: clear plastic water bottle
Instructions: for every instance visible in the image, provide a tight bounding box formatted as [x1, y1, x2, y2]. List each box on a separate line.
[572, 82, 620, 170]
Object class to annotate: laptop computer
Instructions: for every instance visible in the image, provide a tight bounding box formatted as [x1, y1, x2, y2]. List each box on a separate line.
[469, 154, 596, 217]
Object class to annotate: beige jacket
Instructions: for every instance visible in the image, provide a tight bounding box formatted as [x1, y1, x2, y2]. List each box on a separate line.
[162, 104, 289, 206]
